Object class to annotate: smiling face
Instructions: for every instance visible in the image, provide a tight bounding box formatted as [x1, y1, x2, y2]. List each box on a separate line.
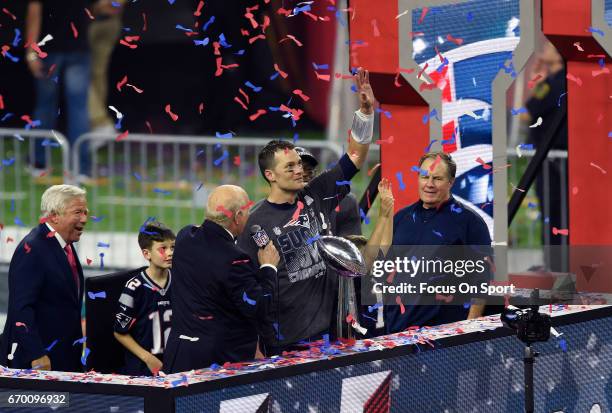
[418, 158, 454, 209]
[265, 149, 305, 192]
[49, 197, 88, 243]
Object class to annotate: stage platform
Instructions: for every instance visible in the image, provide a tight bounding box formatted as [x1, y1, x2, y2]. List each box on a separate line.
[0, 304, 610, 412]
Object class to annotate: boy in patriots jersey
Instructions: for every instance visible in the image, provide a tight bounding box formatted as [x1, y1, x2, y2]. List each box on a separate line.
[114, 222, 175, 376]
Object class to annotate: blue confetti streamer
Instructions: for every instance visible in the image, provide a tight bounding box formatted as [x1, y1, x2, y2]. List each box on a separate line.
[361, 313, 377, 322]
[336, 180, 351, 186]
[133, 172, 143, 181]
[14, 217, 25, 227]
[90, 215, 105, 223]
[153, 188, 171, 195]
[244, 81, 262, 92]
[41, 139, 60, 147]
[312, 62, 329, 70]
[510, 107, 527, 115]
[87, 291, 107, 300]
[273, 322, 285, 340]
[215, 131, 233, 139]
[234, 49, 245, 55]
[97, 242, 110, 248]
[269, 72, 280, 81]
[588, 27, 605, 36]
[99, 252, 105, 270]
[450, 204, 462, 214]
[175, 24, 192, 32]
[242, 291, 257, 305]
[466, 11, 473, 21]
[72, 336, 87, 346]
[1, 113, 14, 122]
[411, 165, 428, 176]
[12, 29, 21, 47]
[45, 339, 58, 352]
[3, 52, 19, 63]
[193, 37, 210, 46]
[203, 16, 215, 31]
[432, 230, 443, 238]
[195, 182, 204, 191]
[424, 139, 438, 152]
[518, 143, 534, 150]
[359, 208, 370, 225]
[558, 338, 568, 352]
[396, 171, 407, 191]
[368, 303, 383, 313]
[213, 150, 229, 166]
[557, 92, 567, 107]
[293, 5, 312, 15]
[436, 57, 449, 73]
[306, 234, 320, 245]
[2, 158, 15, 166]
[218, 33, 231, 48]
[80, 347, 90, 366]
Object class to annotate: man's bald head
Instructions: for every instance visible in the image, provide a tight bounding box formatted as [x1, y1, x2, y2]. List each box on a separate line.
[205, 185, 250, 230]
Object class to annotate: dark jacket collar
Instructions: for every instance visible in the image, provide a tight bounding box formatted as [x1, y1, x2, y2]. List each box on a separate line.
[201, 220, 234, 242]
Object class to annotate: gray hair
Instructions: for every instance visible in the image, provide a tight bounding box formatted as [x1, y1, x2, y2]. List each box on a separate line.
[41, 185, 87, 217]
[205, 189, 247, 228]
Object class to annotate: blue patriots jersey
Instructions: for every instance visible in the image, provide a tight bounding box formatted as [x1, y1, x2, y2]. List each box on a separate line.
[114, 270, 172, 376]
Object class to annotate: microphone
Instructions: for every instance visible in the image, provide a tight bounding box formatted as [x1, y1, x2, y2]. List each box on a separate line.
[250, 224, 270, 248]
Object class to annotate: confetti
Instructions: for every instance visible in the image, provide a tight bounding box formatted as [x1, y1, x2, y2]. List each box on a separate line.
[552, 227, 569, 236]
[213, 150, 229, 166]
[335, 180, 351, 186]
[24, 243, 31, 254]
[99, 252, 105, 269]
[153, 188, 171, 195]
[371, 19, 380, 37]
[396, 296, 405, 314]
[510, 107, 527, 115]
[588, 27, 605, 36]
[45, 339, 58, 352]
[590, 162, 607, 174]
[293, 89, 310, 101]
[306, 234, 320, 245]
[87, 290, 107, 300]
[97, 242, 110, 248]
[557, 92, 567, 107]
[529, 117, 543, 128]
[573, 42, 584, 51]
[359, 208, 370, 225]
[395, 171, 407, 191]
[164, 104, 179, 121]
[566, 73, 582, 86]
[291, 200, 304, 221]
[70, 22, 79, 38]
[15, 322, 28, 331]
[216, 205, 233, 218]
[73, 337, 87, 346]
[475, 157, 492, 169]
[450, 204, 462, 214]
[527, 74, 543, 89]
[86, 258, 92, 265]
[249, 109, 267, 121]
[592, 67, 610, 77]
[215, 131, 234, 139]
[81, 347, 90, 366]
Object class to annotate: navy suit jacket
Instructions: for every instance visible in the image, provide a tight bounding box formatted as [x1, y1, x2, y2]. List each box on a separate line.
[163, 220, 276, 373]
[0, 224, 84, 371]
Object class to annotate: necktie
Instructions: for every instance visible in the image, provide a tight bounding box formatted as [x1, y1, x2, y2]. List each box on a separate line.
[64, 244, 80, 294]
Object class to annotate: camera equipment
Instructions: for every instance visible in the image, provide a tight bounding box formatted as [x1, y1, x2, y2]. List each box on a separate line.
[500, 289, 551, 413]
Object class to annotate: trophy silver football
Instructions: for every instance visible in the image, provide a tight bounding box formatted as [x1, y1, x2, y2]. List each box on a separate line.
[318, 235, 367, 278]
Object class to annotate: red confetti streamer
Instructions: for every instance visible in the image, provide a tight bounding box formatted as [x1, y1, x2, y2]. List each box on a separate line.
[46, 231, 56, 238]
[0, 94, 4, 110]
[417, 62, 429, 79]
[232, 259, 250, 265]
[245, 11, 258, 29]
[240, 200, 254, 210]
[291, 200, 304, 221]
[475, 157, 492, 169]
[238, 88, 249, 104]
[197, 315, 214, 320]
[386, 269, 396, 283]
[24, 243, 32, 254]
[375, 136, 394, 145]
[396, 296, 405, 314]
[334, 73, 354, 79]
[165, 104, 179, 121]
[429, 154, 441, 171]
[6, 237, 14, 243]
[277, 7, 291, 16]
[446, 34, 463, 45]
[216, 205, 233, 218]
[573, 42, 584, 52]
[84, 8, 95, 20]
[116, 130, 129, 141]
[410, 31, 425, 37]
[261, 15, 271, 32]
[46, 64, 57, 78]
[249, 34, 266, 44]
[2, 8, 16, 20]
[86, 258, 92, 265]
[371, 19, 380, 37]
[119, 39, 137, 49]
[249, 109, 266, 121]
[527, 73, 543, 89]
[292, 89, 310, 102]
[417, 7, 429, 24]
[116, 75, 128, 91]
[125, 35, 140, 42]
[587, 54, 606, 58]
[240, 28, 250, 36]
[30, 43, 47, 59]
[314, 71, 330, 81]
[592, 67, 610, 77]
[145, 121, 153, 134]
[552, 227, 569, 236]
[233, 156, 241, 166]
[280, 34, 303, 47]
[274, 63, 288, 78]
[590, 162, 607, 174]
[213, 42, 221, 56]
[279, 104, 303, 121]
[419, 83, 437, 92]
[70, 22, 79, 38]
[194, 1, 204, 16]
[346, 313, 354, 323]
[366, 189, 371, 209]
[198, 102, 205, 114]
[233, 96, 248, 110]
[15, 322, 28, 330]
[21, 115, 33, 126]
[566, 73, 582, 86]
[142, 13, 147, 31]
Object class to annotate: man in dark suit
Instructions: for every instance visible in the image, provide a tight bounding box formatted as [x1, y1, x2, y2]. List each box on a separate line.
[163, 185, 279, 373]
[1, 185, 88, 372]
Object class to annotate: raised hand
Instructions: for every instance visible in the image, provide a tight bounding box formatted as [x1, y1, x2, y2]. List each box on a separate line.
[354, 68, 376, 115]
[378, 178, 394, 218]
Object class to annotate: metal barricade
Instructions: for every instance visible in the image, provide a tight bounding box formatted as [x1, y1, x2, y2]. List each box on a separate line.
[0, 128, 69, 264]
[72, 133, 380, 268]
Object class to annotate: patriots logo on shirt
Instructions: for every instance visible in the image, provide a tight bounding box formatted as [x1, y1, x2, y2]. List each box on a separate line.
[116, 312, 133, 330]
[283, 213, 311, 229]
